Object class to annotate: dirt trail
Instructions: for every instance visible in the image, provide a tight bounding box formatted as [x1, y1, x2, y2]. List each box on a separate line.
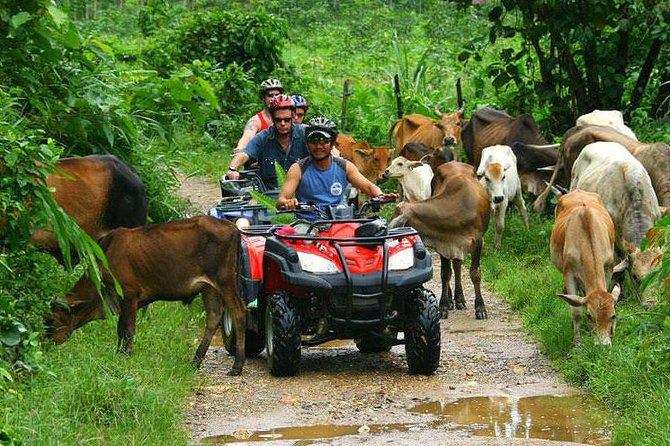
[177, 176, 610, 446]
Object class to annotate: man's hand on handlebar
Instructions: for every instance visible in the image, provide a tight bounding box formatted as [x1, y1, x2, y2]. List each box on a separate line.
[226, 170, 241, 180]
[276, 197, 299, 210]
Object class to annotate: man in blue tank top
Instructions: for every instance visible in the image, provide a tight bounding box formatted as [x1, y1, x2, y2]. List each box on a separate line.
[277, 117, 382, 219]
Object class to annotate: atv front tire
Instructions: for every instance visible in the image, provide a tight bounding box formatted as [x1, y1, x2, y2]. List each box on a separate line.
[265, 292, 301, 376]
[221, 307, 265, 358]
[405, 288, 441, 374]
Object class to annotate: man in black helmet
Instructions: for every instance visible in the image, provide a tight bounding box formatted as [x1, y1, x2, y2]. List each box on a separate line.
[233, 78, 285, 154]
[277, 117, 382, 216]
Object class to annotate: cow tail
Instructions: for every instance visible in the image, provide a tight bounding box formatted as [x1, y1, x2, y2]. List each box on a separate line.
[389, 119, 400, 149]
[233, 228, 242, 302]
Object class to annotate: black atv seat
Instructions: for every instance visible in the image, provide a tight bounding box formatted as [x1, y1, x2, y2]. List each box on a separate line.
[354, 219, 388, 238]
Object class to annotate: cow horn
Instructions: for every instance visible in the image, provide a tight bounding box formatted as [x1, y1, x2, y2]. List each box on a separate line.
[457, 102, 465, 116]
[434, 107, 443, 116]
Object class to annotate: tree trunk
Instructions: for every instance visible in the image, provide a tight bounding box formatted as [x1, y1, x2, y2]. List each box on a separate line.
[628, 38, 663, 119]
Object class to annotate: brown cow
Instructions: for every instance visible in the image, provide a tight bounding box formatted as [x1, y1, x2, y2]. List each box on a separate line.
[32, 155, 148, 261]
[391, 107, 466, 160]
[49, 216, 246, 375]
[335, 134, 391, 183]
[461, 108, 556, 195]
[532, 125, 670, 212]
[389, 162, 490, 319]
[550, 190, 625, 345]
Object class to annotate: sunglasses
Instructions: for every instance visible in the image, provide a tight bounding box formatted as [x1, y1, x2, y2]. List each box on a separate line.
[307, 136, 333, 144]
[273, 117, 293, 123]
[265, 92, 281, 98]
[295, 112, 306, 118]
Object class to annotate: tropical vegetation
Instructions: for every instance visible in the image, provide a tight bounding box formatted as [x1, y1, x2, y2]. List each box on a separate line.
[1, 0, 669, 444]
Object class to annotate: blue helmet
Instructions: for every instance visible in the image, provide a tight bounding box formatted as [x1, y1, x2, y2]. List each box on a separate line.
[291, 95, 309, 110]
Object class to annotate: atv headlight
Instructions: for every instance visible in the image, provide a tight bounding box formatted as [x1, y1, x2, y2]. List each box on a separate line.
[297, 252, 339, 274]
[389, 249, 414, 271]
[235, 217, 251, 229]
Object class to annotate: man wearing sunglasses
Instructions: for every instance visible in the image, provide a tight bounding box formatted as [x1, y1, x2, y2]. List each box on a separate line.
[277, 117, 382, 217]
[226, 94, 308, 190]
[233, 78, 285, 155]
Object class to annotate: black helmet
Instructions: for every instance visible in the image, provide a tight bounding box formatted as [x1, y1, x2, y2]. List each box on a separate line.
[259, 78, 284, 98]
[306, 117, 338, 140]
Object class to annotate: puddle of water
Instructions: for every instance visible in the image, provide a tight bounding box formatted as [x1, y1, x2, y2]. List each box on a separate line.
[202, 394, 610, 445]
[410, 395, 610, 445]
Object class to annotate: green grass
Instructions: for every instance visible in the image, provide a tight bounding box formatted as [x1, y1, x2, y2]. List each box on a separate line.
[480, 207, 670, 445]
[3, 301, 207, 445]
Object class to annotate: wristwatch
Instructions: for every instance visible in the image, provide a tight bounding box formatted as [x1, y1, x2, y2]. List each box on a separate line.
[228, 167, 237, 172]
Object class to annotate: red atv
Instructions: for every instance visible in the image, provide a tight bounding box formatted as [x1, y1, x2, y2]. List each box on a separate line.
[220, 198, 440, 376]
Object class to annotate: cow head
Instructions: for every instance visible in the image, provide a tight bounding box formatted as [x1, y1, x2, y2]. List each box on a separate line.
[354, 146, 391, 181]
[433, 105, 465, 148]
[48, 281, 112, 344]
[558, 284, 621, 346]
[478, 159, 510, 205]
[384, 156, 424, 179]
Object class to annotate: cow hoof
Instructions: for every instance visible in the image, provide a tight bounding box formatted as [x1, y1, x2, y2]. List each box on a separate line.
[455, 302, 466, 310]
[439, 308, 449, 319]
[227, 368, 242, 376]
[475, 309, 488, 320]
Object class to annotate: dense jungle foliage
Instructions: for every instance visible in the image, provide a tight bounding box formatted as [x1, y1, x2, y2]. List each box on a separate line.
[1, 0, 669, 444]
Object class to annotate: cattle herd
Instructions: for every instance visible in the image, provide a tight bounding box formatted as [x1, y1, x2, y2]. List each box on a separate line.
[38, 108, 667, 375]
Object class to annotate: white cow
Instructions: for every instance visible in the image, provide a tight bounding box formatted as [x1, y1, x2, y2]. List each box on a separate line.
[476, 145, 529, 248]
[576, 109, 638, 141]
[570, 141, 661, 281]
[384, 156, 433, 202]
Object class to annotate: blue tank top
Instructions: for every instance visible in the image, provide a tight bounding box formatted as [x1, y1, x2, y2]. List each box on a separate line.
[296, 156, 349, 210]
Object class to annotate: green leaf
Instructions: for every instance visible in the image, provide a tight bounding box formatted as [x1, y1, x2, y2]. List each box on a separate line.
[194, 78, 220, 110]
[62, 23, 81, 50]
[274, 161, 287, 188]
[10, 12, 31, 29]
[47, 5, 68, 27]
[0, 324, 22, 347]
[249, 190, 278, 212]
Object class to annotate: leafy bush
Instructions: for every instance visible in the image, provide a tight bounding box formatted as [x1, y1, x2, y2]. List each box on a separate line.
[144, 7, 288, 78]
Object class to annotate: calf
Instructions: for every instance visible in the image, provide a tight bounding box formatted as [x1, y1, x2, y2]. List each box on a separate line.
[550, 190, 624, 345]
[570, 142, 662, 284]
[390, 162, 490, 319]
[384, 156, 433, 202]
[50, 216, 246, 375]
[391, 107, 465, 161]
[32, 155, 148, 262]
[476, 145, 529, 248]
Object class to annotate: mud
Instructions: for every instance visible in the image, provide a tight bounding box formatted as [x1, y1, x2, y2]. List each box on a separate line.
[177, 176, 610, 446]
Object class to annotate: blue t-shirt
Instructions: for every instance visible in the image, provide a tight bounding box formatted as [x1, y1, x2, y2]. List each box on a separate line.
[243, 125, 308, 189]
[295, 157, 349, 220]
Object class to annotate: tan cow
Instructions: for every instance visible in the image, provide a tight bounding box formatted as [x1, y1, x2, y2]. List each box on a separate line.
[570, 142, 662, 285]
[390, 107, 465, 161]
[551, 190, 625, 346]
[389, 162, 490, 319]
[335, 134, 391, 183]
[49, 216, 247, 376]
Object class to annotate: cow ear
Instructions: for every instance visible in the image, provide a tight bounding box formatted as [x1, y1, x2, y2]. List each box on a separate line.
[408, 161, 424, 169]
[353, 149, 371, 158]
[558, 293, 586, 307]
[434, 122, 444, 130]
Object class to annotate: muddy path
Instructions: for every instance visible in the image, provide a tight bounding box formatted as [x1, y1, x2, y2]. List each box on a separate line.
[177, 176, 610, 446]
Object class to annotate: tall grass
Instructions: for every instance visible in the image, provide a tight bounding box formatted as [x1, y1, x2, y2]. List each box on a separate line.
[3, 301, 206, 445]
[482, 209, 670, 445]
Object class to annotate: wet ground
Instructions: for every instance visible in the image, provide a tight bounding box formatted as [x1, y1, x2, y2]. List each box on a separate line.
[178, 175, 610, 446]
